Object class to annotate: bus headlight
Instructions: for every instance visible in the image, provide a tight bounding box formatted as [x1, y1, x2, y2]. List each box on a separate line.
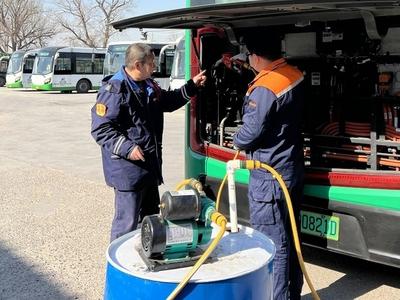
[44, 78, 51, 84]
[15, 76, 21, 82]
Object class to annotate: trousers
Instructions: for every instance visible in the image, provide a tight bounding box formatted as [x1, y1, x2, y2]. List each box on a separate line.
[249, 174, 304, 300]
[110, 183, 160, 242]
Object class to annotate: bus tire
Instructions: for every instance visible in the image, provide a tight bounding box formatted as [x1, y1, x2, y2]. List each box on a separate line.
[0, 76, 5, 87]
[76, 79, 91, 93]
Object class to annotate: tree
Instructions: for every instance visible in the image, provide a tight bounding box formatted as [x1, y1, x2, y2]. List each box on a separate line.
[0, 0, 57, 52]
[56, 0, 135, 48]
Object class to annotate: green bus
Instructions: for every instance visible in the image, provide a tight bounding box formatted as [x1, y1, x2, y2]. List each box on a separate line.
[103, 41, 175, 90]
[113, 0, 400, 268]
[0, 55, 9, 87]
[32, 47, 106, 93]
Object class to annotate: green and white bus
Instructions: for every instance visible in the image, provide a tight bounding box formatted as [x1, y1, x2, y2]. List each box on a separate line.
[32, 47, 106, 93]
[169, 36, 185, 90]
[21, 49, 38, 88]
[6, 49, 38, 88]
[6, 50, 25, 88]
[113, 0, 400, 268]
[0, 55, 9, 87]
[103, 41, 175, 89]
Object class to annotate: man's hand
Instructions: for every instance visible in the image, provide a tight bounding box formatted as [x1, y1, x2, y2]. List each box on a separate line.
[129, 145, 145, 162]
[193, 70, 207, 87]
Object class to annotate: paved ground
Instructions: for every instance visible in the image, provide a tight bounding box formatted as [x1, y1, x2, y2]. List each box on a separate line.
[0, 88, 399, 299]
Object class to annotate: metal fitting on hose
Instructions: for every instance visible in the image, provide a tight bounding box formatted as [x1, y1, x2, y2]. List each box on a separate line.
[211, 212, 227, 227]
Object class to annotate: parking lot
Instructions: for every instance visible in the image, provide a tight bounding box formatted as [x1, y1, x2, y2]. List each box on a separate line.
[0, 88, 399, 299]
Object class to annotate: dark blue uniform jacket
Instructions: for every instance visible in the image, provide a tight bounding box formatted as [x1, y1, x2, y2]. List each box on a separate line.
[233, 59, 304, 224]
[91, 67, 197, 191]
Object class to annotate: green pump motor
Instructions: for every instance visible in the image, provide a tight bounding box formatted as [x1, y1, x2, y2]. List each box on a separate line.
[140, 189, 216, 271]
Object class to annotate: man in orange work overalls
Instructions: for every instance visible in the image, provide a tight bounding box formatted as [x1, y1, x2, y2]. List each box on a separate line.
[233, 31, 305, 300]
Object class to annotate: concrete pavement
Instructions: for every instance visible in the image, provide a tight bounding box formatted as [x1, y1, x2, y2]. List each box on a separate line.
[0, 88, 399, 299]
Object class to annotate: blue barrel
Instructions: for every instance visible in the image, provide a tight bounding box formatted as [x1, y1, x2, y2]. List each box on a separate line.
[105, 224, 275, 300]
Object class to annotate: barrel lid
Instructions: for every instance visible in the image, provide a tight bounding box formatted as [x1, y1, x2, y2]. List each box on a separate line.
[107, 224, 275, 283]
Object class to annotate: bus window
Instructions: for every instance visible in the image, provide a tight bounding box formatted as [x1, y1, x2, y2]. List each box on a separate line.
[75, 53, 92, 74]
[93, 54, 105, 74]
[0, 58, 8, 73]
[34, 51, 54, 75]
[54, 53, 72, 74]
[104, 42, 174, 89]
[169, 36, 185, 90]
[23, 56, 35, 73]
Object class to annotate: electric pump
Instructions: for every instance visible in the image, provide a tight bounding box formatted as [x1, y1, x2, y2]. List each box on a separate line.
[140, 190, 216, 271]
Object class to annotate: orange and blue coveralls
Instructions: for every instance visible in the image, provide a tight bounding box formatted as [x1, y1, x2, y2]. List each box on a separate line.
[233, 58, 305, 300]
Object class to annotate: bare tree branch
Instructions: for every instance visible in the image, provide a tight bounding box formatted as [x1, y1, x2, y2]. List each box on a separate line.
[56, 0, 135, 48]
[0, 0, 57, 52]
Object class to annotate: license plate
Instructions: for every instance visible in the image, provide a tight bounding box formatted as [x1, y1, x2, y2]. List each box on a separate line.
[300, 210, 340, 241]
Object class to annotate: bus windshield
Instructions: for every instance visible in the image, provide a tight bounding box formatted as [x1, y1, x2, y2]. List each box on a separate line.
[104, 43, 164, 76]
[33, 51, 55, 75]
[23, 54, 36, 74]
[104, 44, 128, 75]
[171, 38, 185, 80]
[7, 52, 24, 74]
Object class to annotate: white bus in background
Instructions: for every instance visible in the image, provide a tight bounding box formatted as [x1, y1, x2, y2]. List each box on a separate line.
[0, 55, 9, 87]
[6, 50, 25, 88]
[6, 50, 24, 88]
[6, 49, 38, 88]
[32, 47, 106, 93]
[22, 49, 39, 88]
[169, 36, 185, 90]
[103, 41, 175, 89]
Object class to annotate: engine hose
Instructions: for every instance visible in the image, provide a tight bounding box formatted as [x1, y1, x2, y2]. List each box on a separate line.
[243, 160, 321, 300]
[167, 212, 227, 300]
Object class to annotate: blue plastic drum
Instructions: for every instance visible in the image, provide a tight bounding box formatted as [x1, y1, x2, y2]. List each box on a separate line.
[105, 224, 275, 299]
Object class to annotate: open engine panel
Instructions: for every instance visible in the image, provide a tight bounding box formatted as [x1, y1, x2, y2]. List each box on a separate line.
[196, 17, 400, 172]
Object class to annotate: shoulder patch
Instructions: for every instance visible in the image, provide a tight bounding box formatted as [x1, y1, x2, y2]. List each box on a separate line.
[96, 103, 107, 116]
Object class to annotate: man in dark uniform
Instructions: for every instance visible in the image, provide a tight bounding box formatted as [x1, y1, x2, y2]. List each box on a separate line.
[233, 32, 304, 300]
[91, 43, 206, 241]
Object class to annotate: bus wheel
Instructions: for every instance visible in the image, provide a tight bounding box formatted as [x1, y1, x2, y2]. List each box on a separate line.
[0, 77, 5, 87]
[76, 79, 91, 93]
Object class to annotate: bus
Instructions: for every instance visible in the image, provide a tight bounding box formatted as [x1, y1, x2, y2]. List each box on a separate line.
[103, 41, 175, 90]
[21, 49, 38, 88]
[0, 55, 9, 87]
[5, 49, 38, 88]
[113, 1, 400, 268]
[6, 50, 25, 88]
[169, 36, 185, 90]
[32, 47, 106, 93]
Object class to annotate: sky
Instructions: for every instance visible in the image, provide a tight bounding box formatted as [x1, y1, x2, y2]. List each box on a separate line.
[111, 0, 186, 43]
[45, 0, 187, 46]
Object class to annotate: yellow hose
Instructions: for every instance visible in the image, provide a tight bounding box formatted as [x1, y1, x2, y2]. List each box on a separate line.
[167, 212, 227, 300]
[245, 160, 320, 300]
[175, 178, 203, 193]
[171, 157, 319, 300]
[216, 150, 241, 211]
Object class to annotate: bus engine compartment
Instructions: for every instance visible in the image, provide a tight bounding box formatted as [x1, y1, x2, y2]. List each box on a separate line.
[197, 16, 400, 173]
